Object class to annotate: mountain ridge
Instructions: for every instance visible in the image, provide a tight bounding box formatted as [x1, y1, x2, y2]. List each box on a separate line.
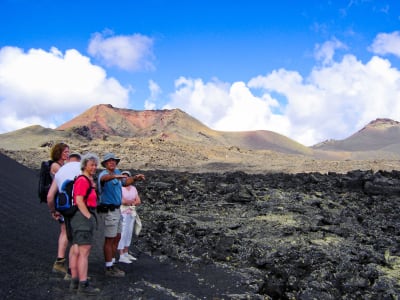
[1, 104, 399, 173]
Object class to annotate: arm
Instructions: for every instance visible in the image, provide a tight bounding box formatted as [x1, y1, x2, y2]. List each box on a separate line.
[47, 180, 61, 220]
[123, 173, 145, 186]
[50, 162, 61, 177]
[100, 173, 126, 183]
[133, 194, 141, 206]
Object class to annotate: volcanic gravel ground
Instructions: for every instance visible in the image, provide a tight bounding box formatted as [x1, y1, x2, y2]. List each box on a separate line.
[0, 153, 248, 300]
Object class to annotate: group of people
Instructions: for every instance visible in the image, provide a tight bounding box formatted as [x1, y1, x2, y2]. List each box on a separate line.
[45, 142, 144, 296]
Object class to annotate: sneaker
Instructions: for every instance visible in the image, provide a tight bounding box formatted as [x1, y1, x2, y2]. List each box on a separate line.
[52, 258, 67, 274]
[126, 253, 137, 261]
[105, 266, 125, 277]
[78, 281, 100, 296]
[118, 254, 132, 264]
[69, 278, 79, 291]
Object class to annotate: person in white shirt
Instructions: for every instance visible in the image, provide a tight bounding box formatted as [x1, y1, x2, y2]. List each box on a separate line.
[47, 153, 81, 278]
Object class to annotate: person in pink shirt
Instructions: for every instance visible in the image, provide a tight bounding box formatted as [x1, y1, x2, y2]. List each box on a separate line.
[117, 170, 142, 264]
[69, 153, 100, 296]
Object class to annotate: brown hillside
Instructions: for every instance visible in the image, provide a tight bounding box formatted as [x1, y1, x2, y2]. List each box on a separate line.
[1, 106, 400, 173]
[312, 118, 400, 154]
[57, 104, 311, 155]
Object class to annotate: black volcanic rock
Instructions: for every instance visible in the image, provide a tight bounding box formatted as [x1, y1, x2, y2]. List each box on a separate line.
[132, 169, 400, 299]
[2, 150, 400, 299]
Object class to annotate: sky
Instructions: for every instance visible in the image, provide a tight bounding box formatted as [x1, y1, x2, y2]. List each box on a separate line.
[1, 0, 400, 146]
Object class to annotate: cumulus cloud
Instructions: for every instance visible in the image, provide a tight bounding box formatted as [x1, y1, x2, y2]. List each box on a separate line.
[144, 80, 161, 110]
[165, 52, 400, 146]
[88, 31, 155, 71]
[369, 31, 400, 57]
[314, 38, 347, 65]
[0, 46, 129, 133]
[2, 30, 400, 148]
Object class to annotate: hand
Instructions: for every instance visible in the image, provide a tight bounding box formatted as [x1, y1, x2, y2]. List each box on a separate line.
[134, 174, 145, 181]
[51, 211, 61, 221]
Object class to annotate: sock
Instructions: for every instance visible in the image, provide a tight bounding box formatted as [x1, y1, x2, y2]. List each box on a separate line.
[112, 258, 116, 264]
[105, 261, 113, 268]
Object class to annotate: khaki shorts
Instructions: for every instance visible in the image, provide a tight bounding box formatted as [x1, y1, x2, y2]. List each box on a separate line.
[100, 209, 122, 238]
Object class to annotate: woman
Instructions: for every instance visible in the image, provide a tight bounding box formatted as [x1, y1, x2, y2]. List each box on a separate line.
[117, 170, 142, 264]
[49, 142, 70, 274]
[50, 142, 70, 177]
[69, 153, 100, 295]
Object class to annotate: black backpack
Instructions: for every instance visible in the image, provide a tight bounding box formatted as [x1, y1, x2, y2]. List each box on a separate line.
[55, 175, 92, 217]
[38, 160, 54, 203]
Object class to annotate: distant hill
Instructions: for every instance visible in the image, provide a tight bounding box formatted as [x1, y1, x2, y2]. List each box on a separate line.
[312, 118, 400, 159]
[1, 105, 399, 173]
[57, 104, 312, 155]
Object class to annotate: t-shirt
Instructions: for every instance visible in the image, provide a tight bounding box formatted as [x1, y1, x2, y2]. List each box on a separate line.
[122, 185, 138, 202]
[74, 175, 97, 208]
[54, 162, 81, 192]
[98, 169, 124, 206]
[121, 186, 139, 215]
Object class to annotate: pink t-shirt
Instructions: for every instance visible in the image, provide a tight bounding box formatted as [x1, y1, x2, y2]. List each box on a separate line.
[74, 176, 97, 208]
[121, 186, 138, 214]
[122, 185, 138, 203]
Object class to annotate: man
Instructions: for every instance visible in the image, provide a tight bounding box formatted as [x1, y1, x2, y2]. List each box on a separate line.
[47, 153, 81, 277]
[97, 153, 145, 277]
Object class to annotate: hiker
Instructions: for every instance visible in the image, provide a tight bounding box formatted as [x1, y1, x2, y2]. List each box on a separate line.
[69, 152, 100, 295]
[47, 142, 70, 274]
[47, 152, 81, 276]
[50, 142, 70, 177]
[97, 153, 145, 277]
[117, 170, 142, 264]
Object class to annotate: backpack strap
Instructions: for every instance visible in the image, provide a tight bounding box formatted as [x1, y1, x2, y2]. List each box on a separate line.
[75, 175, 93, 200]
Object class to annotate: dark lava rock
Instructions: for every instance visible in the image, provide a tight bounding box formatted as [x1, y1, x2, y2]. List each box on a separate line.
[131, 169, 400, 299]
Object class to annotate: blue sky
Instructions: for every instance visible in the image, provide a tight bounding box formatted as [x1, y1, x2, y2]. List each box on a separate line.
[0, 0, 399, 146]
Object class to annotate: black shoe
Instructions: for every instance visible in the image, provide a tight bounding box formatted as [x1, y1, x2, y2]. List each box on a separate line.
[78, 281, 100, 295]
[69, 278, 79, 291]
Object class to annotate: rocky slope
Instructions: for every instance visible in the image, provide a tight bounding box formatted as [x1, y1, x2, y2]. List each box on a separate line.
[133, 168, 400, 299]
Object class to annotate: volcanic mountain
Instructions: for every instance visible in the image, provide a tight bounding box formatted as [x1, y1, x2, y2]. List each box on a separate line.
[57, 104, 312, 155]
[312, 118, 400, 159]
[0, 104, 399, 173]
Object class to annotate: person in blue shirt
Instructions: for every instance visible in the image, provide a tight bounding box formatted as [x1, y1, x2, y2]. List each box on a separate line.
[97, 153, 145, 277]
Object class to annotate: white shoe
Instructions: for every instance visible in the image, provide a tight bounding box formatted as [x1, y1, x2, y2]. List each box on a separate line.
[118, 254, 132, 264]
[126, 253, 137, 261]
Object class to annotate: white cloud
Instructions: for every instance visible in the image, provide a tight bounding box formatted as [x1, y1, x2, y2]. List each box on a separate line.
[144, 80, 161, 110]
[165, 52, 400, 146]
[314, 38, 347, 66]
[2, 30, 400, 148]
[0, 46, 130, 133]
[88, 31, 155, 71]
[164, 77, 232, 126]
[369, 31, 400, 57]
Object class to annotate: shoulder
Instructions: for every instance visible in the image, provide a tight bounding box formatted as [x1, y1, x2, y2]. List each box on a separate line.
[76, 175, 90, 183]
[50, 161, 61, 174]
[98, 170, 107, 178]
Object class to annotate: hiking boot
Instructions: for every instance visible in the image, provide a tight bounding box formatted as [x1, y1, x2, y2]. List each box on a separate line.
[78, 281, 100, 296]
[118, 254, 132, 264]
[52, 258, 67, 274]
[105, 265, 125, 277]
[69, 278, 79, 291]
[64, 271, 71, 281]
